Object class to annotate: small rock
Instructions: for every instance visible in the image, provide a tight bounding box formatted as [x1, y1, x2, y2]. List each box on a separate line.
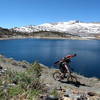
[72, 89, 79, 94]
[8, 83, 16, 86]
[22, 64, 27, 68]
[46, 95, 58, 100]
[0, 66, 3, 69]
[88, 92, 96, 96]
[62, 97, 72, 100]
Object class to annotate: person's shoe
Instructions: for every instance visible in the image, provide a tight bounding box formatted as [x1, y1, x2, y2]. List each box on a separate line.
[60, 75, 64, 79]
[64, 75, 67, 78]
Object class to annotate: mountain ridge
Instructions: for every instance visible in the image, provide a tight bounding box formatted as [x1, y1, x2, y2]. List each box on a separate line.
[0, 20, 100, 39]
[11, 20, 100, 35]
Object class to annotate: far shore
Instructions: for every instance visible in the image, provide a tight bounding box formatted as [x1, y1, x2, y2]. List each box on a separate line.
[0, 36, 100, 40]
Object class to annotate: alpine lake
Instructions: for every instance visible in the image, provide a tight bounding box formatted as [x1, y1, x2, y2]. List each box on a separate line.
[0, 38, 100, 78]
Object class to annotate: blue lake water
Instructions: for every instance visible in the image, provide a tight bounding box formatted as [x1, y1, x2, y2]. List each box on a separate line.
[0, 38, 100, 78]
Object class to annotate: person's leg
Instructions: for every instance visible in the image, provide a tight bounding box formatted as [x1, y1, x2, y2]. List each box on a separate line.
[64, 64, 69, 73]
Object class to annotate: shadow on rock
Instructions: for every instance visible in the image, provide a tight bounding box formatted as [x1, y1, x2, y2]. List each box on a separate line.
[60, 80, 90, 87]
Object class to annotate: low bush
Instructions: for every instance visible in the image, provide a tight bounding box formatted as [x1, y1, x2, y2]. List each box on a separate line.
[0, 61, 43, 100]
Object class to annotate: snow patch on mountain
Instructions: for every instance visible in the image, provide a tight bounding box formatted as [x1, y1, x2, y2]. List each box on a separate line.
[12, 20, 100, 36]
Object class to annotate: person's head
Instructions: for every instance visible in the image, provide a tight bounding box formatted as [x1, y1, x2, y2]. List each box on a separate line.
[74, 53, 77, 56]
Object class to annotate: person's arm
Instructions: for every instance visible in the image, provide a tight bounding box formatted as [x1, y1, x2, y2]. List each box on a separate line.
[54, 60, 60, 64]
[54, 58, 64, 64]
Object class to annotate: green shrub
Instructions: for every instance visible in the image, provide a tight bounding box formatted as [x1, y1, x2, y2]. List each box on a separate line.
[28, 61, 42, 78]
[0, 61, 43, 99]
[8, 85, 23, 98]
[50, 88, 59, 97]
[0, 88, 6, 100]
[27, 89, 41, 100]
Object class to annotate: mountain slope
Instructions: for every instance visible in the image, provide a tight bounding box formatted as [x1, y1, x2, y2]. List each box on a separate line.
[0, 20, 100, 39]
[0, 27, 13, 38]
[12, 20, 100, 37]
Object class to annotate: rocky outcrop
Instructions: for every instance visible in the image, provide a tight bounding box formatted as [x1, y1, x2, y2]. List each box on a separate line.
[0, 55, 100, 99]
[0, 55, 31, 72]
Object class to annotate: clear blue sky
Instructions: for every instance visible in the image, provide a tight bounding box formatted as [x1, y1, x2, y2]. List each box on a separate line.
[0, 0, 100, 28]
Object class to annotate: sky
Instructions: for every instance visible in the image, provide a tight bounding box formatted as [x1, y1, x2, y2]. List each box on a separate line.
[0, 0, 100, 28]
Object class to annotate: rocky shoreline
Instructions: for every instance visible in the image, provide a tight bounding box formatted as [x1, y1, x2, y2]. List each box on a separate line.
[0, 55, 100, 99]
[0, 35, 100, 40]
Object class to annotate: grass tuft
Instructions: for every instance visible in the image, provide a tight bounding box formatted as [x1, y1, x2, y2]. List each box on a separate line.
[0, 61, 43, 100]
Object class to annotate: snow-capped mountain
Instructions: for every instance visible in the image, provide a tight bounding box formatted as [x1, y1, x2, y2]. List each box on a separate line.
[12, 20, 100, 37]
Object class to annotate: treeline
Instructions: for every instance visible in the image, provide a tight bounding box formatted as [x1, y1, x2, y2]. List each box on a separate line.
[0, 27, 77, 38]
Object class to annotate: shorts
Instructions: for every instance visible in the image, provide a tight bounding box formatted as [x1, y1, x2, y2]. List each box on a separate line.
[59, 62, 68, 73]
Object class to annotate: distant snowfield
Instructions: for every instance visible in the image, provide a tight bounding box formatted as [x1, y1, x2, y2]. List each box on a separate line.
[12, 20, 100, 37]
